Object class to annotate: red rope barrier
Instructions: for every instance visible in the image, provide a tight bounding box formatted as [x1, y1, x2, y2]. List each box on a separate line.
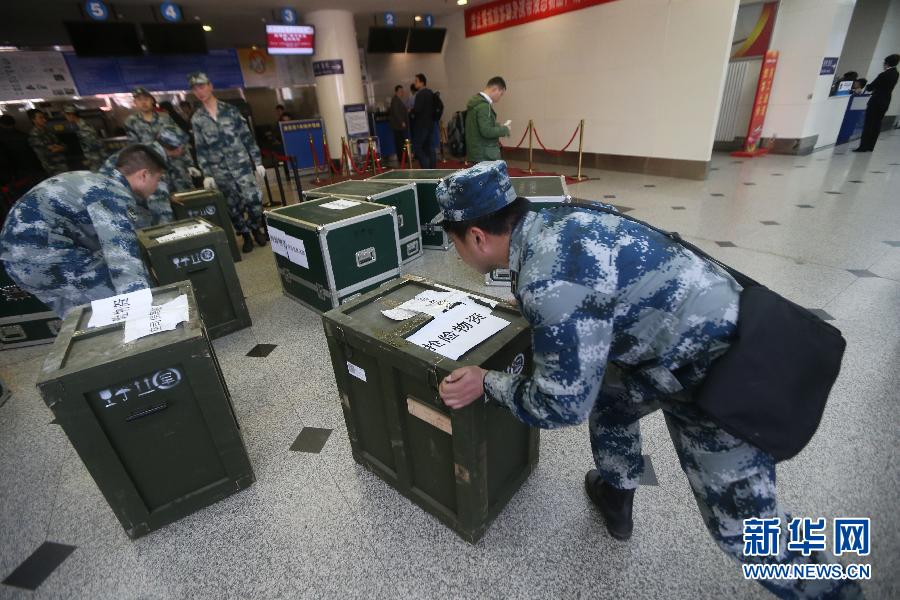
[500, 125, 530, 149]
[531, 124, 581, 155]
[343, 140, 367, 174]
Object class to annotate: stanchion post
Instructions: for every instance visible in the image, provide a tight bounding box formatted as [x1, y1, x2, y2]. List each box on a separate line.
[273, 161, 285, 205]
[405, 139, 414, 169]
[262, 171, 274, 207]
[340, 136, 349, 177]
[368, 137, 378, 176]
[575, 119, 587, 181]
[289, 156, 301, 204]
[308, 133, 322, 184]
[527, 120, 534, 175]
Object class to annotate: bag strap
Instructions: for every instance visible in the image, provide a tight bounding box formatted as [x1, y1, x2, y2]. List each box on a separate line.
[568, 199, 762, 289]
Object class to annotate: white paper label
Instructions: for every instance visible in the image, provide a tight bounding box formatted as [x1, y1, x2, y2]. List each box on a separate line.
[154, 222, 211, 244]
[88, 288, 153, 328]
[268, 225, 288, 258]
[122, 295, 190, 343]
[433, 283, 499, 308]
[347, 361, 367, 382]
[406, 303, 509, 360]
[320, 199, 361, 210]
[381, 307, 419, 321]
[395, 290, 475, 317]
[268, 225, 309, 269]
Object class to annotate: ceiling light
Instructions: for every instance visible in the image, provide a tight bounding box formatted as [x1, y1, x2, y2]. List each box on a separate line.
[457, 0, 468, 5]
[414, 15, 422, 22]
[202, 25, 213, 32]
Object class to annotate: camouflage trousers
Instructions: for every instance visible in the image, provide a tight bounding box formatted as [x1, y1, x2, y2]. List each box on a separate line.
[589, 368, 862, 599]
[210, 167, 262, 235]
[168, 155, 195, 193]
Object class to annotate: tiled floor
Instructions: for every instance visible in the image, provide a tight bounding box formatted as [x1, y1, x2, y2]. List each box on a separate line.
[2, 133, 899, 599]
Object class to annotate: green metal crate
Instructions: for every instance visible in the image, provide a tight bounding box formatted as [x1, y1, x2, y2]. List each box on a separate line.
[322, 275, 539, 543]
[0, 262, 62, 350]
[367, 169, 460, 250]
[36, 281, 255, 540]
[136, 219, 252, 339]
[303, 180, 422, 264]
[266, 196, 401, 313]
[170, 189, 241, 263]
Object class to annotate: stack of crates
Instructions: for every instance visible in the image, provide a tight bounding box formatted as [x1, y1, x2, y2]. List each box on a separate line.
[0, 262, 62, 350]
[170, 189, 241, 262]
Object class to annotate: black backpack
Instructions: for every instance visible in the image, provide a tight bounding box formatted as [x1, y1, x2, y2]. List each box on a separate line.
[447, 110, 466, 158]
[432, 92, 445, 122]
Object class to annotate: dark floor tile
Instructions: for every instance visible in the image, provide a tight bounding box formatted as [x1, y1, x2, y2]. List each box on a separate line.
[743, 182, 756, 186]
[806, 309, 835, 321]
[246, 344, 278, 358]
[643, 184, 656, 188]
[847, 269, 878, 278]
[825, 191, 842, 195]
[290, 427, 333, 453]
[760, 221, 779, 225]
[715, 241, 737, 248]
[771, 173, 783, 176]
[848, 180, 864, 183]
[2, 542, 77, 591]
[793, 165, 807, 168]
[640, 455, 658, 486]
[671, 206, 686, 210]
[709, 167, 719, 171]
[603, 194, 616, 199]
[889, 163, 900, 166]
[869, 171, 885, 174]
[731, 161, 744, 164]
[611, 205, 634, 213]
[710, 193, 725, 197]
[796, 204, 815, 208]
[884, 241, 900, 247]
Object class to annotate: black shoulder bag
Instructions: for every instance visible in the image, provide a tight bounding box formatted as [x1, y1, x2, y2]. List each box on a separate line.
[568, 200, 847, 462]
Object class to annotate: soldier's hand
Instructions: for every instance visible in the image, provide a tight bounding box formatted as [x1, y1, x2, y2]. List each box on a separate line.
[203, 177, 217, 190]
[440, 366, 487, 410]
[188, 167, 201, 178]
[255, 165, 267, 179]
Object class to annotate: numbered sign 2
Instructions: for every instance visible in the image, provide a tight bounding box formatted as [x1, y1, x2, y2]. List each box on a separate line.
[160, 2, 182, 23]
[384, 12, 397, 27]
[423, 14, 435, 29]
[84, 0, 109, 21]
[280, 7, 298, 25]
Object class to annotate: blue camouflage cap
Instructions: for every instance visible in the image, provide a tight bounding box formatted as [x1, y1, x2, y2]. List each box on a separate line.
[188, 72, 211, 86]
[156, 126, 185, 149]
[436, 161, 516, 222]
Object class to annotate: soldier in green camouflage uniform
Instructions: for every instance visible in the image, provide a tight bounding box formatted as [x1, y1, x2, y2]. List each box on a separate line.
[63, 105, 106, 172]
[0, 145, 162, 318]
[188, 72, 267, 253]
[437, 161, 862, 600]
[26, 109, 67, 176]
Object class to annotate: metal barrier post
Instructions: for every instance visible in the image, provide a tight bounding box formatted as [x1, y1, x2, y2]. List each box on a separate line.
[527, 120, 534, 175]
[405, 139, 414, 168]
[273, 161, 285, 204]
[308, 133, 322, 184]
[289, 156, 301, 204]
[574, 119, 587, 181]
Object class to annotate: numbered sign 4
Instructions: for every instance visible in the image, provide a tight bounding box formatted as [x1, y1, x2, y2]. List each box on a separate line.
[84, 0, 109, 21]
[160, 2, 182, 23]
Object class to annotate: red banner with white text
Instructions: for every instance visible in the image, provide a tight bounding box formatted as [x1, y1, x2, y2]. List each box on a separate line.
[465, 0, 620, 38]
[742, 50, 778, 154]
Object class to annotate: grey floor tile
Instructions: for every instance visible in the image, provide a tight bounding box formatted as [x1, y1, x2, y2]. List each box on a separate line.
[846, 269, 879, 278]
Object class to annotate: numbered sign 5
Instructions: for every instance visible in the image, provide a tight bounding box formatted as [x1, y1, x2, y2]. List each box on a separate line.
[280, 7, 298, 25]
[84, 0, 109, 21]
[423, 14, 435, 28]
[384, 12, 397, 27]
[160, 2, 182, 23]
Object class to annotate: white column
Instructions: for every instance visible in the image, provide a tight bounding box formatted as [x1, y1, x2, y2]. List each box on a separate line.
[305, 9, 366, 160]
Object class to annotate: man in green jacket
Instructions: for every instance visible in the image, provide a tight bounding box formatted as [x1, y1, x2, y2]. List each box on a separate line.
[465, 76, 511, 163]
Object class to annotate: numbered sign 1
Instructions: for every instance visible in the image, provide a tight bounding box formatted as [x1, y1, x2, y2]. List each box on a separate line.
[423, 14, 435, 29]
[84, 0, 109, 21]
[280, 7, 298, 25]
[384, 12, 397, 27]
[160, 2, 182, 23]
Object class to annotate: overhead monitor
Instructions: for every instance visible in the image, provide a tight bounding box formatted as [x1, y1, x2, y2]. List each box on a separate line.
[142, 23, 208, 55]
[65, 21, 143, 57]
[407, 28, 446, 53]
[266, 24, 315, 55]
[367, 27, 409, 53]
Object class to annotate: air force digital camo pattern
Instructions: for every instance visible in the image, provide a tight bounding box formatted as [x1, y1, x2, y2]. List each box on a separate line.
[0, 171, 151, 318]
[27, 126, 67, 176]
[436, 160, 516, 222]
[482, 207, 860, 599]
[100, 145, 173, 229]
[72, 119, 107, 172]
[126, 112, 196, 193]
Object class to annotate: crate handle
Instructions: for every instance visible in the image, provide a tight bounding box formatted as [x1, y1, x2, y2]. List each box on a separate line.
[397, 214, 404, 229]
[125, 402, 169, 422]
[0, 324, 27, 342]
[355, 247, 377, 268]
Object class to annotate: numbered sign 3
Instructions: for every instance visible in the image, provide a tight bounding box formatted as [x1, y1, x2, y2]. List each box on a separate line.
[160, 2, 182, 23]
[84, 0, 109, 21]
[280, 7, 298, 25]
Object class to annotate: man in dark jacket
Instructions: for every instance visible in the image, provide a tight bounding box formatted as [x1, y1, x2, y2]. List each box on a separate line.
[410, 73, 436, 168]
[465, 76, 511, 163]
[855, 54, 899, 152]
[389, 85, 409, 162]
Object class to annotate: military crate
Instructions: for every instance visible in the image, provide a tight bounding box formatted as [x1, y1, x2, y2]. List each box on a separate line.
[136, 218, 251, 339]
[266, 196, 401, 313]
[170, 189, 241, 263]
[322, 275, 539, 543]
[0, 262, 62, 350]
[303, 180, 422, 264]
[367, 169, 460, 250]
[0, 375, 9, 408]
[36, 281, 255, 540]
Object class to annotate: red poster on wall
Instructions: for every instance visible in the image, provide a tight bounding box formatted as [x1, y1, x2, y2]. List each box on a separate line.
[731, 1, 778, 59]
[733, 49, 778, 157]
[465, 0, 620, 38]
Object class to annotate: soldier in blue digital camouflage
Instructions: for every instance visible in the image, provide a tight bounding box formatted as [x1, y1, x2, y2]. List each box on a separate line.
[100, 141, 174, 229]
[436, 161, 861, 600]
[188, 72, 268, 254]
[26, 109, 68, 176]
[63, 105, 107, 172]
[0, 145, 161, 318]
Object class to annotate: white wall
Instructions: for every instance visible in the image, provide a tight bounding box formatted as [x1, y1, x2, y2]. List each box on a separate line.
[866, 0, 900, 116]
[838, 0, 891, 80]
[365, 0, 740, 163]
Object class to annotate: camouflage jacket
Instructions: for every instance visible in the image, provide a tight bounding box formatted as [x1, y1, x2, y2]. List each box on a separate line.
[73, 119, 106, 170]
[191, 100, 262, 176]
[483, 207, 741, 428]
[27, 126, 67, 175]
[124, 111, 177, 145]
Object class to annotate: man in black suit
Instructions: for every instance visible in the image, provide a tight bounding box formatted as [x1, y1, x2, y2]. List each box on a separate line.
[855, 54, 899, 152]
[410, 73, 436, 168]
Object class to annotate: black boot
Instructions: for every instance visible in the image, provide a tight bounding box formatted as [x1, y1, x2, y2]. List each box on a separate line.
[242, 232, 254, 253]
[585, 469, 635, 541]
[253, 227, 268, 247]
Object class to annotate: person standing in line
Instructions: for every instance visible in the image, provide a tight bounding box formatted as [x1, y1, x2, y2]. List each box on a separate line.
[410, 73, 436, 169]
[0, 114, 46, 186]
[189, 72, 268, 254]
[26, 109, 67, 176]
[389, 85, 409, 163]
[854, 54, 899, 152]
[124, 88, 176, 145]
[465, 76, 511, 163]
[0, 145, 161, 318]
[63, 105, 107, 172]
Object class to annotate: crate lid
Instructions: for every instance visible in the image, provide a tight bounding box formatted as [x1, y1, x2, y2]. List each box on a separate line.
[171, 189, 222, 203]
[367, 169, 459, 182]
[267, 196, 389, 228]
[136, 218, 221, 248]
[37, 281, 202, 381]
[322, 276, 528, 369]
[306, 180, 413, 199]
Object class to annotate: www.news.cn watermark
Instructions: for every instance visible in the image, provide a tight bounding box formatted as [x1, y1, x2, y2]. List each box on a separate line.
[742, 517, 871, 581]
